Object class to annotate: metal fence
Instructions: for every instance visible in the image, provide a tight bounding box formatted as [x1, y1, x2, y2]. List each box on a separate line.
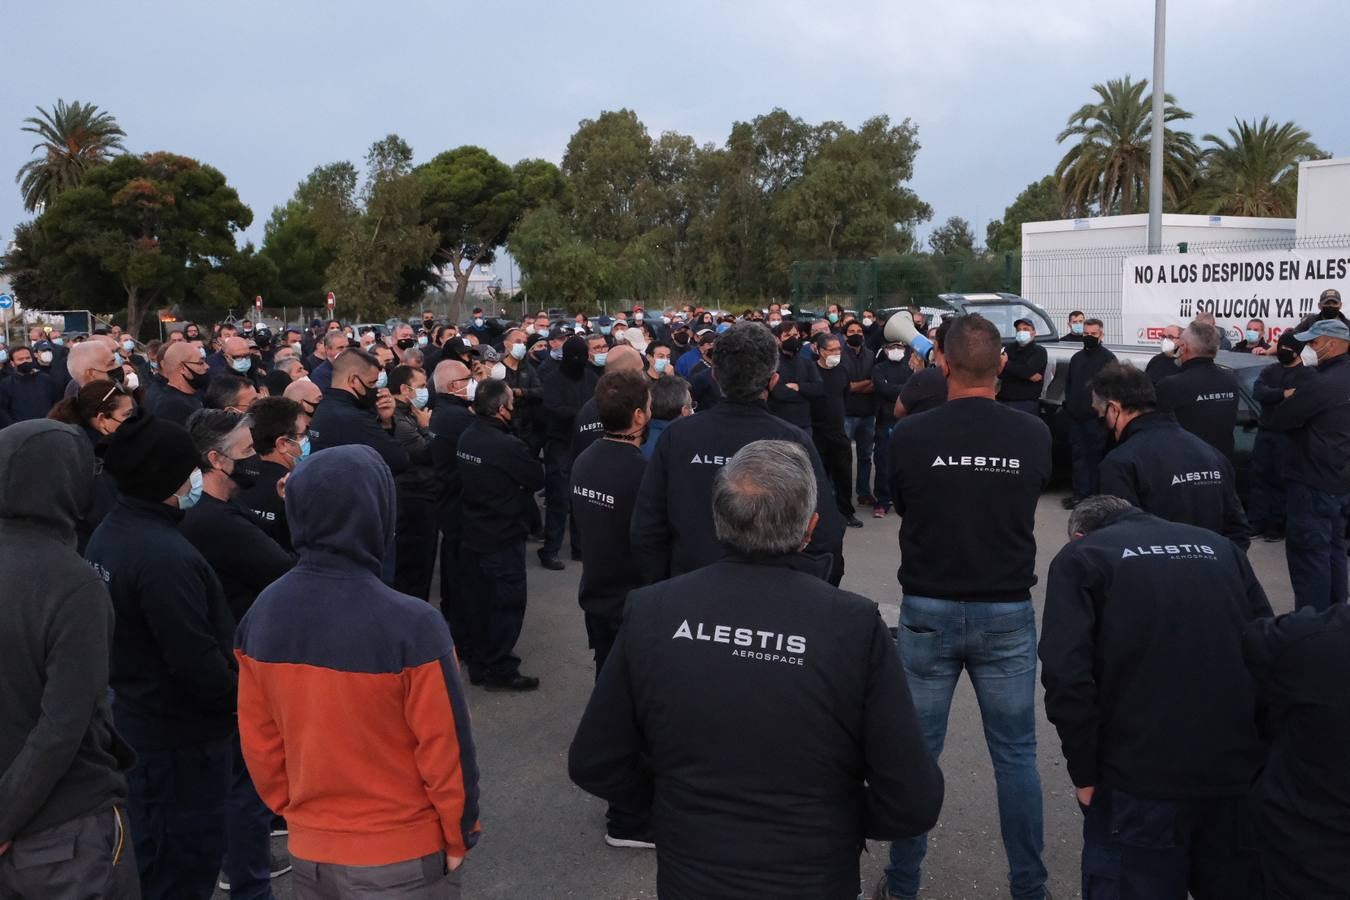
[1020, 233, 1350, 343]
[790, 254, 1020, 314]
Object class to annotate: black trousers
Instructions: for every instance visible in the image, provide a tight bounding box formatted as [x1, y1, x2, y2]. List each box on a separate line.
[542, 440, 571, 559]
[438, 518, 469, 651]
[464, 541, 528, 679]
[0, 807, 139, 900]
[813, 426, 856, 517]
[394, 494, 438, 602]
[583, 612, 650, 838]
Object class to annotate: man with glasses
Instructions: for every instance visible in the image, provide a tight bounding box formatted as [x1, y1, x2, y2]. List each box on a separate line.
[146, 341, 210, 427]
[203, 375, 259, 414]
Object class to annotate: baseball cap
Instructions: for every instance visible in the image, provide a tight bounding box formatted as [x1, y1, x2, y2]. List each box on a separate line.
[1294, 319, 1350, 343]
[1319, 288, 1342, 307]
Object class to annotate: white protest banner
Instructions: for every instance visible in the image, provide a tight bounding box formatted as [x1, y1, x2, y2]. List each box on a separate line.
[1120, 247, 1350, 346]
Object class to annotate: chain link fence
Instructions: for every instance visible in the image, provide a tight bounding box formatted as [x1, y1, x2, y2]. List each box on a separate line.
[790, 254, 1020, 314]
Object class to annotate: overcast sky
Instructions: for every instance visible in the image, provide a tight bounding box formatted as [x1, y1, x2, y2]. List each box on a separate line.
[2, 0, 1345, 257]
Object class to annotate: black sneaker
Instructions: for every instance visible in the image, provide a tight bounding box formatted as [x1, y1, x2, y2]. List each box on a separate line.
[537, 553, 565, 571]
[605, 830, 656, 849]
[845, 516, 864, 528]
[1263, 527, 1284, 542]
[269, 815, 288, 838]
[484, 673, 540, 692]
[270, 849, 293, 879]
[1061, 496, 1082, 510]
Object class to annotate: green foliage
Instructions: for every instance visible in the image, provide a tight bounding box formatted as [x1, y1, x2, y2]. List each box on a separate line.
[258, 200, 333, 310]
[928, 216, 976, 256]
[15, 99, 127, 213]
[509, 206, 610, 312]
[1187, 117, 1325, 218]
[4, 151, 252, 337]
[986, 177, 1063, 253]
[1055, 75, 1198, 216]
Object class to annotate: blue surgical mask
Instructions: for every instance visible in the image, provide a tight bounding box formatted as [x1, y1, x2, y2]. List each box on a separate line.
[51, 337, 64, 347]
[716, 323, 730, 334]
[600, 325, 612, 335]
[653, 358, 669, 373]
[1071, 322, 1084, 335]
[412, 387, 430, 409]
[1245, 329, 1260, 343]
[509, 343, 527, 360]
[299, 437, 311, 459]
[113, 352, 125, 367]
[231, 357, 251, 374]
[593, 353, 608, 367]
[375, 370, 388, 390]
[550, 348, 563, 361]
[827, 313, 839, 324]
[177, 468, 204, 510]
[473, 317, 484, 328]
[418, 335, 429, 347]
[122, 339, 136, 353]
[1015, 331, 1032, 345]
[0, 350, 8, 364]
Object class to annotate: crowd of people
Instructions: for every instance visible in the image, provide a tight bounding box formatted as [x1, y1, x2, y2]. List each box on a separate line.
[0, 290, 1347, 900]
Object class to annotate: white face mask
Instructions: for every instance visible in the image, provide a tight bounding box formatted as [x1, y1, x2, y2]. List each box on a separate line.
[38, 351, 53, 365]
[886, 348, 905, 362]
[1301, 345, 1321, 367]
[509, 343, 527, 360]
[1160, 337, 1177, 356]
[490, 362, 506, 381]
[124, 372, 140, 392]
[464, 379, 478, 401]
[824, 354, 841, 368]
[628, 337, 649, 353]
[412, 387, 430, 409]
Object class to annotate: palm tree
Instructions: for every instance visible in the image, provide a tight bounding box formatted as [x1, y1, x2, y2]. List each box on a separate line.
[1055, 76, 1199, 216]
[1187, 117, 1324, 217]
[15, 99, 127, 212]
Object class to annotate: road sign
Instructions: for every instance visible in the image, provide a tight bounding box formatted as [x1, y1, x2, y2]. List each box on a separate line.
[0, 294, 13, 310]
[326, 291, 335, 310]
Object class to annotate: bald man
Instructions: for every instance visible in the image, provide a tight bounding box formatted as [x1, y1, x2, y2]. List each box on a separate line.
[208, 335, 254, 381]
[431, 359, 476, 638]
[145, 341, 210, 426]
[66, 340, 120, 390]
[283, 377, 324, 425]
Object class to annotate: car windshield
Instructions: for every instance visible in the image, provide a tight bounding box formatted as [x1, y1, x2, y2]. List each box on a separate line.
[964, 302, 1056, 340]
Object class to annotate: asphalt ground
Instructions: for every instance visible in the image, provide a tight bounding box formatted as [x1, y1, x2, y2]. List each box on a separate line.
[228, 487, 1296, 900]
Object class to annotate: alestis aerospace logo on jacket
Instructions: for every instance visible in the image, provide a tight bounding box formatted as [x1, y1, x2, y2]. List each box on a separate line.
[672, 619, 806, 667]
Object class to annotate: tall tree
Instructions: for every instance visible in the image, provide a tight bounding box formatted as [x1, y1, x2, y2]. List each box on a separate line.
[4, 152, 252, 336]
[509, 206, 611, 311]
[1055, 76, 1198, 216]
[986, 176, 1064, 253]
[562, 109, 653, 246]
[15, 99, 127, 213]
[1188, 117, 1324, 217]
[416, 145, 522, 313]
[928, 216, 977, 256]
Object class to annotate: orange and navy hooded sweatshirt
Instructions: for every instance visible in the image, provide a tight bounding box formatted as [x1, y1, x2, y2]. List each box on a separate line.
[235, 444, 480, 865]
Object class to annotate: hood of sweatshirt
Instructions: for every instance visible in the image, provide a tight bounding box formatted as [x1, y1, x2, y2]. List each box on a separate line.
[285, 444, 394, 576]
[0, 420, 92, 546]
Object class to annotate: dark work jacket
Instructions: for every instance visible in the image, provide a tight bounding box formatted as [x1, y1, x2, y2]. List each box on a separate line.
[997, 341, 1047, 402]
[568, 554, 943, 900]
[630, 400, 844, 584]
[455, 416, 544, 552]
[570, 439, 647, 620]
[76, 426, 119, 555]
[309, 389, 409, 476]
[391, 403, 437, 500]
[1064, 343, 1116, 420]
[542, 368, 587, 443]
[237, 459, 293, 550]
[0, 422, 134, 843]
[1244, 605, 1350, 898]
[1144, 351, 1180, 386]
[1260, 353, 1350, 493]
[871, 355, 913, 426]
[809, 363, 849, 434]
[429, 394, 475, 525]
[501, 360, 543, 445]
[1041, 509, 1270, 798]
[85, 495, 237, 750]
[1253, 361, 1316, 408]
[839, 343, 877, 418]
[570, 397, 604, 467]
[1098, 413, 1250, 549]
[688, 365, 722, 412]
[1155, 357, 1239, 458]
[767, 352, 822, 429]
[309, 360, 334, 393]
[180, 493, 296, 623]
[145, 381, 202, 428]
[0, 371, 58, 427]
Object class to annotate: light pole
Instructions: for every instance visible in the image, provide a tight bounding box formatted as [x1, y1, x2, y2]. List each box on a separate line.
[1148, 0, 1166, 254]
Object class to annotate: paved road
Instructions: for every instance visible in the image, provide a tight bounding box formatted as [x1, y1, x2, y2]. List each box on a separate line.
[236, 488, 1295, 900]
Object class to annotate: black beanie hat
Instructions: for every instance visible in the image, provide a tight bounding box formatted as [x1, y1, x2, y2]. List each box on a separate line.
[102, 413, 199, 503]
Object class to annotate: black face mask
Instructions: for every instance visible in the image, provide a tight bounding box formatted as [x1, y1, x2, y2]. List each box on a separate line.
[105, 366, 125, 384]
[351, 382, 378, 410]
[396, 338, 416, 350]
[1276, 347, 1298, 365]
[781, 337, 802, 355]
[673, 334, 690, 348]
[184, 368, 209, 390]
[16, 361, 37, 375]
[1321, 307, 1342, 320]
[1082, 335, 1101, 349]
[846, 334, 864, 348]
[228, 454, 261, 490]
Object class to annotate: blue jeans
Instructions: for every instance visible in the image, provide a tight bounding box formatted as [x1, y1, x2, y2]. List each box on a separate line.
[843, 414, 877, 500]
[886, 595, 1046, 900]
[1068, 417, 1107, 500]
[224, 733, 275, 899]
[1081, 788, 1260, 900]
[1284, 481, 1350, 611]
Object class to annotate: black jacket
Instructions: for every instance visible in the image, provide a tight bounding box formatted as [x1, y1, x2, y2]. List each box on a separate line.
[1098, 413, 1250, 549]
[997, 341, 1047, 402]
[237, 459, 293, 551]
[0, 370, 58, 427]
[839, 343, 877, 418]
[1041, 508, 1270, 797]
[568, 554, 944, 900]
[1260, 354, 1350, 493]
[542, 367, 588, 443]
[309, 388, 409, 475]
[630, 400, 845, 584]
[1156, 357, 1239, 458]
[767, 352, 822, 429]
[180, 493, 295, 622]
[1144, 351, 1180, 385]
[1064, 342, 1117, 420]
[1244, 605, 1350, 898]
[1253, 360, 1316, 408]
[429, 394, 476, 528]
[501, 359, 543, 443]
[570, 439, 647, 620]
[569, 397, 604, 466]
[871, 354, 913, 426]
[391, 403, 437, 500]
[145, 380, 203, 428]
[0, 422, 134, 844]
[85, 495, 237, 751]
[456, 416, 545, 552]
[809, 363, 849, 434]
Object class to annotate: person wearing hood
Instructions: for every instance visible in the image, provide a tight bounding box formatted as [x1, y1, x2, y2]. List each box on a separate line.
[47, 379, 136, 552]
[235, 445, 479, 897]
[87, 413, 238, 900]
[0, 345, 61, 427]
[1093, 362, 1250, 548]
[308, 348, 408, 478]
[180, 409, 296, 896]
[145, 340, 210, 427]
[0, 420, 139, 899]
[539, 335, 590, 570]
[388, 364, 439, 603]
